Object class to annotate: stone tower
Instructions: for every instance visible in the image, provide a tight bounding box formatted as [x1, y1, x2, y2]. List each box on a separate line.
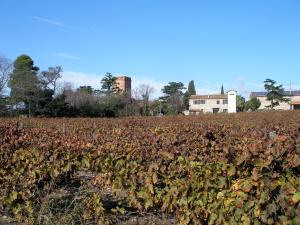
[116, 76, 131, 97]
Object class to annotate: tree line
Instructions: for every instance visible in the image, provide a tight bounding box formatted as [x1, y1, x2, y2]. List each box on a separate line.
[0, 54, 195, 117]
[0, 54, 290, 117]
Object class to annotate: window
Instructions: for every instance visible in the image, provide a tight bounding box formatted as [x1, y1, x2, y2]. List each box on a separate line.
[193, 100, 206, 104]
[223, 99, 228, 104]
[217, 100, 220, 104]
[223, 109, 228, 112]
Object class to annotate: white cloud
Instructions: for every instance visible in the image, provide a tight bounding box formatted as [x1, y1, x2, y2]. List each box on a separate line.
[60, 71, 164, 98]
[33, 16, 64, 27]
[130, 75, 165, 99]
[61, 71, 101, 89]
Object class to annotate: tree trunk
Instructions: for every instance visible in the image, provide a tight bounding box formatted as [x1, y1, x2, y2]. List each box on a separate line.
[271, 99, 274, 109]
[28, 102, 31, 117]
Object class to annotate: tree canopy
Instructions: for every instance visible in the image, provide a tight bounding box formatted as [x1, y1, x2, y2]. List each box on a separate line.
[187, 80, 196, 95]
[264, 79, 289, 109]
[236, 95, 245, 112]
[245, 97, 261, 111]
[78, 86, 94, 94]
[161, 82, 185, 114]
[100, 72, 120, 94]
[8, 55, 40, 116]
[184, 80, 196, 110]
[40, 66, 62, 94]
[161, 82, 185, 98]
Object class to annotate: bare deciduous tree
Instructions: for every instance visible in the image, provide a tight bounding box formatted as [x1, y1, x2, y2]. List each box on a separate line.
[138, 84, 154, 101]
[137, 84, 154, 115]
[40, 66, 62, 93]
[0, 55, 12, 95]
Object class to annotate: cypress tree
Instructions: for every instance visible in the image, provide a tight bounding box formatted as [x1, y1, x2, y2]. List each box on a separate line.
[184, 80, 196, 110]
[188, 80, 196, 95]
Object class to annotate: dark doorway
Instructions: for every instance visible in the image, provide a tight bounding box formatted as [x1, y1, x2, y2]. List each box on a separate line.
[294, 105, 300, 110]
[213, 108, 219, 113]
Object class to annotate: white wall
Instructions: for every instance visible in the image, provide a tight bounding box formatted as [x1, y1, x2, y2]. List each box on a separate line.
[256, 96, 300, 110]
[189, 99, 228, 113]
[227, 90, 237, 113]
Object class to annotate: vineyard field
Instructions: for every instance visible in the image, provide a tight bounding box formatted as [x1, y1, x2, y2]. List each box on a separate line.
[0, 111, 300, 224]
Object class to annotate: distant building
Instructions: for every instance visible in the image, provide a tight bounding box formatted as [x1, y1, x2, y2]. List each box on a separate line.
[189, 90, 237, 114]
[250, 90, 300, 110]
[116, 76, 131, 97]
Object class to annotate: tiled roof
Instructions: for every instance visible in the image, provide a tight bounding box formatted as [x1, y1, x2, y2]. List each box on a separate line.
[290, 101, 300, 105]
[190, 94, 227, 100]
[250, 90, 300, 97]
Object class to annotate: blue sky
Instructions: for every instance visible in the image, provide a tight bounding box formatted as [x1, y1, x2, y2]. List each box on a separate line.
[1, 0, 300, 98]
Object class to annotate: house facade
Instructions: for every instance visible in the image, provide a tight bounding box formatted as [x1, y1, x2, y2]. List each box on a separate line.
[189, 90, 237, 114]
[250, 91, 300, 110]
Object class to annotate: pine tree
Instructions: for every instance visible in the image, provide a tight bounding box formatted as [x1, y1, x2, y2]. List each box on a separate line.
[8, 55, 39, 116]
[100, 72, 120, 94]
[161, 82, 185, 114]
[221, 84, 224, 94]
[264, 79, 289, 109]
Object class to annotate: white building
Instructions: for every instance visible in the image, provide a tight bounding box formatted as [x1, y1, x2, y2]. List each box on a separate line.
[189, 90, 237, 114]
[250, 91, 300, 110]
